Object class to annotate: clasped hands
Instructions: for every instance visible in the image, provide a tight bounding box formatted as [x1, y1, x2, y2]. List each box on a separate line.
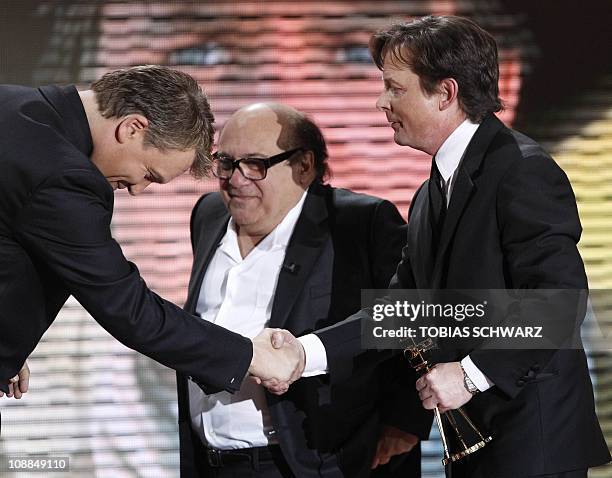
[248, 328, 305, 395]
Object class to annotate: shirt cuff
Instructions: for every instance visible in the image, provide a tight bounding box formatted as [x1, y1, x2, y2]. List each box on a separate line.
[461, 355, 494, 392]
[298, 334, 329, 377]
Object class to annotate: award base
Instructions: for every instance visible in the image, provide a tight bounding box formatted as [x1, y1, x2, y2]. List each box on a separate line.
[442, 435, 493, 465]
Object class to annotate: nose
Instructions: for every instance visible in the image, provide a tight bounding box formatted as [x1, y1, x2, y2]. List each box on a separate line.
[128, 179, 152, 196]
[227, 167, 251, 187]
[376, 91, 390, 112]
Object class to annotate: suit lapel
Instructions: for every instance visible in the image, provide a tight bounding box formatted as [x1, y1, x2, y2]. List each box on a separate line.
[431, 114, 505, 286]
[268, 185, 329, 328]
[184, 202, 229, 313]
[431, 166, 475, 285]
[407, 183, 435, 288]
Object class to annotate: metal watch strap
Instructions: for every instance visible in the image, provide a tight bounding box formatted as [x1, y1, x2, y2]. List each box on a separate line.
[460, 363, 479, 395]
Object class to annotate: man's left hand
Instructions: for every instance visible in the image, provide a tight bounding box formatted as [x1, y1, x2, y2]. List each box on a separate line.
[0, 361, 30, 399]
[371, 425, 419, 469]
[416, 362, 472, 413]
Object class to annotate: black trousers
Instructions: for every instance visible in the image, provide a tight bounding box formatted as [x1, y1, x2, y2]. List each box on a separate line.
[450, 463, 587, 478]
[193, 444, 295, 478]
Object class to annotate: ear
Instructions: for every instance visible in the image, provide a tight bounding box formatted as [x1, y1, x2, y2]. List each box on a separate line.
[438, 78, 459, 111]
[298, 150, 316, 185]
[115, 114, 149, 144]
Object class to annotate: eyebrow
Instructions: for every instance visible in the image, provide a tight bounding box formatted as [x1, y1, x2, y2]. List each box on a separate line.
[148, 169, 165, 184]
[216, 151, 269, 159]
[242, 153, 269, 159]
[383, 76, 402, 87]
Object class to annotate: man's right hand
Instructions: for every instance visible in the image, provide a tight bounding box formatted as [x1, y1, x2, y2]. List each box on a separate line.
[371, 425, 419, 469]
[249, 328, 305, 395]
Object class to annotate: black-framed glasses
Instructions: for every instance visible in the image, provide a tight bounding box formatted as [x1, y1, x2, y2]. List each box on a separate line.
[211, 147, 303, 181]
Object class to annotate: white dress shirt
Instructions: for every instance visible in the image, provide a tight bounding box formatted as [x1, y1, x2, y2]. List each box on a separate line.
[435, 118, 480, 205]
[435, 118, 494, 392]
[189, 191, 328, 449]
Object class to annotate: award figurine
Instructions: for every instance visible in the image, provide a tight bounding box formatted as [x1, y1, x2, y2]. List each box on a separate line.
[405, 338, 493, 466]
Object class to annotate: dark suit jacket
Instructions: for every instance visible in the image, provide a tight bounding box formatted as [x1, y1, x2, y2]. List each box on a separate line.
[316, 115, 610, 476]
[177, 184, 433, 478]
[0, 84, 251, 397]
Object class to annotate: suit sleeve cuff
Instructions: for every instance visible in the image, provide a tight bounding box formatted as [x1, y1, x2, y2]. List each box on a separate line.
[461, 355, 494, 392]
[298, 334, 329, 376]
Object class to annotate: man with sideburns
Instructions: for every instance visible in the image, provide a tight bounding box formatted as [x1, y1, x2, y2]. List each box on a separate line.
[279, 16, 609, 478]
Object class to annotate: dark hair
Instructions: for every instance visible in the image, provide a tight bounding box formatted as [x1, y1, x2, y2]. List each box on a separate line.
[278, 111, 331, 184]
[370, 15, 503, 122]
[91, 65, 215, 178]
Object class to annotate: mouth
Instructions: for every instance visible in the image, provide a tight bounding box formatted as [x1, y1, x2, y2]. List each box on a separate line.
[226, 192, 261, 207]
[226, 187, 257, 198]
[229, 194, 257, 200]
[109, 180, 131, 191]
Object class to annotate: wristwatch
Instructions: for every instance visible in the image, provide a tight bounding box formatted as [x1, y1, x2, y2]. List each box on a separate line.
[460, 363, 480, 395]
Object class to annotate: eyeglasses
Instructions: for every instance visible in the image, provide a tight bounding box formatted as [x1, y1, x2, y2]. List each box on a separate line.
[211, 148, 303, 181]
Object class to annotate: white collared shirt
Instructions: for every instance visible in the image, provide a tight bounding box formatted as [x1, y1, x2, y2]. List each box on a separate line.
[188, 192, 312, 449]
[434, 118, 494, 392]
[435, 118, 480, 206]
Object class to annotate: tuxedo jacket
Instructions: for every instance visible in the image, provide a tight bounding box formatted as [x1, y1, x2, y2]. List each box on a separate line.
[317, 115, 610, 476]
[176, 184, 433, 478]
[0, 84, 251, 397]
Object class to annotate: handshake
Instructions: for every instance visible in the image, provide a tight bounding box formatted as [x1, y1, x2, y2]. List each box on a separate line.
[248, 328, 305, 395]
